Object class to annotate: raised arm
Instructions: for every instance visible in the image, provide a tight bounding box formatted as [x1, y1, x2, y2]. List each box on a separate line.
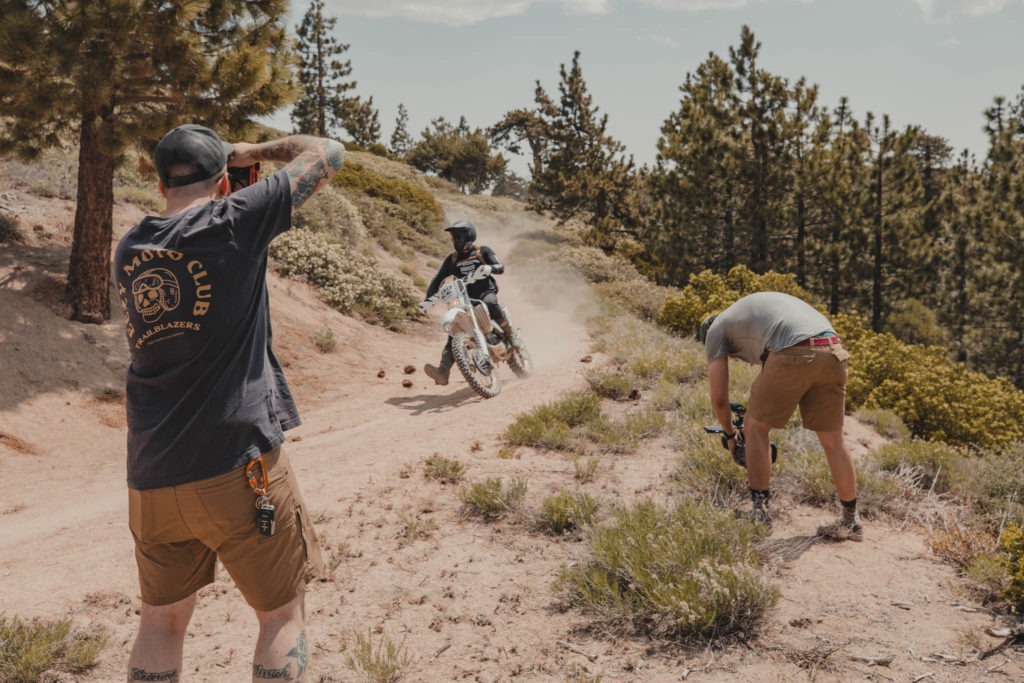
[229, 135, 345, 211]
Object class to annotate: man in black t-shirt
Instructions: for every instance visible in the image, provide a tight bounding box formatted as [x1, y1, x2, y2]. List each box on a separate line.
[114, 124, 344, 682]
[422, 219, 518, 385]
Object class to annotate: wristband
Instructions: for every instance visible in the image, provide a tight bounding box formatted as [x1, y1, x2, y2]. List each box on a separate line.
[722, 431, 736, 440]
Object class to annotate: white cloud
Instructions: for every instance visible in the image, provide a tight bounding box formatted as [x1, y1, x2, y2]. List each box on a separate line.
[910, 0, 1021, 21]
[323, 0, 609, 27]
[640, 33, 681, 47]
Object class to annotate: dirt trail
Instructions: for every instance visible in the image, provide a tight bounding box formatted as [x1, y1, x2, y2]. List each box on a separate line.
[1, 195, 1021, 681]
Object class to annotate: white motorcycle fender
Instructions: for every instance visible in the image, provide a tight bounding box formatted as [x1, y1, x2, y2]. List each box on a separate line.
[443, 308, 472, 336]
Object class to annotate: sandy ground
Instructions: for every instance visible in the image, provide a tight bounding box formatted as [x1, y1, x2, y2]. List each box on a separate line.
[1, 185, 1022, 682]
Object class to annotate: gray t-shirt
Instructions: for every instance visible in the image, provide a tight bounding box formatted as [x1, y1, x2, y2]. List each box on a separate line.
[114, 170, 297, 490]
[704, 292, 835, 365]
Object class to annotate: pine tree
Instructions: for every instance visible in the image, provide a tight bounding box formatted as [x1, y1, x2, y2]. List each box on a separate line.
[530, 51, 638, 252]
[0, 0, 295, 323]
[389, 103, 414, 158]
[649, 52, 742, 283]
[292, 0, 355, 137]
[406, 117, 506, 194]
[343, 95, 381, 148]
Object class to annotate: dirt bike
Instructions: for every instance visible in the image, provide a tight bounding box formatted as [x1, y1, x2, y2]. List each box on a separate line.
[704, 401, 778, 468]
[420, 266, 533, 399]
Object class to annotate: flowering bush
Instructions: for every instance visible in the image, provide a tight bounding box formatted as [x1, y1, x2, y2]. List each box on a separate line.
[270, 230, 418, 326]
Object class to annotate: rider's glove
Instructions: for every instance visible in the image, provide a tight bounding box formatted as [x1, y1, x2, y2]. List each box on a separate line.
[477, 265, 492, 278]
[418, 299, 432, 312]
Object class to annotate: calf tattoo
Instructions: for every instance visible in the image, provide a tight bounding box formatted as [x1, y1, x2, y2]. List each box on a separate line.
[130, 668, 179, 682]
[253, 631, 308, 681]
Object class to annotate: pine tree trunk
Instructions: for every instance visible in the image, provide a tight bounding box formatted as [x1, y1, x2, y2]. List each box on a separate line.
[66, 109, 115, 324]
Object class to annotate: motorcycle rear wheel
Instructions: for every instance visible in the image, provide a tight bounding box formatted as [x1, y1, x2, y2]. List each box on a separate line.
[451, 332, 501, 398]
[507, 339, 533, 378]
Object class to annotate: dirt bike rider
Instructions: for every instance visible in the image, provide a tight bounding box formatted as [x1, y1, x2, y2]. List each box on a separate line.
[422, 219, 519, 386]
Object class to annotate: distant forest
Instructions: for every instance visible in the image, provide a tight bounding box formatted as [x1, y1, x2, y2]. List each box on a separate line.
[3, 2, 1023, 389]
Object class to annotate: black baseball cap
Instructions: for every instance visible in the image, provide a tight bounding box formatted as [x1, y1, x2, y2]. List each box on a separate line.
[154, 124, 234, 188]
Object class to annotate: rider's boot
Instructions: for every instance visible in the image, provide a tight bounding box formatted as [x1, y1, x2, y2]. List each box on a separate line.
[424, 345, 453, 386]
[498, 317, 520, 350]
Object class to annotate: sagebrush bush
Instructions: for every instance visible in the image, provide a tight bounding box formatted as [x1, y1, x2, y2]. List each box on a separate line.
[332, 160, 443, 236]
[853, 407, 911, 440]
[293, 185, 366, 246]
[588, 409, 667, 454]
[674, 438, 748, 505]
[503, 391, 602, 451]
[460, 477, 528, 521]
[557, 498, 777, 641]
[996, 523, 1024, 612]
[561, 245, 647, 283]
[955, 444, 1024, 524]
[270, 229, 418, 325]
[0, 614, 106, 682]
[538, 489, 599, 535]
[873, 440, 965, 494]
[592, 279, 671, 323]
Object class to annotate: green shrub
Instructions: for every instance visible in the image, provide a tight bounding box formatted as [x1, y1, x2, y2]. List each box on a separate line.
[503, 391, 602, 451]
[293, 185, 366, 246]
[460, 477, 528, 521]
[538, 489, 599, 535]
[674, 438, 748, 504]
[873, 440, 964, 493]
[270, 229, 419, 325]
[996, 523, 1024, 612]
[332, 161, 443, 235]
[955, 444, 1024, 524]
[587, 409, 667, 454]
[562, 245, 647, 284]
[556, 499, 777, 640]
[0, 614, 106, 682]
[658, 266, 816, 337]
[423, 454, 466, 484]
[853, 407, 910, 440]
[592, 279, 671, 323]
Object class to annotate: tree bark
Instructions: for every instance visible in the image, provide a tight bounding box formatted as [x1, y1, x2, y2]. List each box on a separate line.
[67, 108, 115, 324]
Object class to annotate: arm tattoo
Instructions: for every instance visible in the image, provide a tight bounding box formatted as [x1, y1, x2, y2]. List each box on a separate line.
[285, 142, 345, 211]
[130, 668, 180, 682]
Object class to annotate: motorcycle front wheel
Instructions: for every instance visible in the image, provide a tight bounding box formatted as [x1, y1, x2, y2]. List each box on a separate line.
[451, 332, 501, 398]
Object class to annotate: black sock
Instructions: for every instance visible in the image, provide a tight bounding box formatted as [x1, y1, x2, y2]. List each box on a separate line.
[750, 489, 770, 507]
[840, 497, 857, 517]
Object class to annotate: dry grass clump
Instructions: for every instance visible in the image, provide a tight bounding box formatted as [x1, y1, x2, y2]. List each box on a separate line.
[503, 391, 602, 451]
[0, 212, 24, 244]
[459, 477, 528, 521]
[853, 406, 911, 440]
[557, 498, 777, 641]
[0, 614, 107, 682]
[537, 489, 599, 535]
[422, 454, 466, 484]
[343, 628, 413, 683]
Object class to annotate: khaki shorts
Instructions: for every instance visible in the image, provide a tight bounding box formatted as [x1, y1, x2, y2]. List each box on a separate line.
[128, 447, 323, 612]
[747, 343, 850, 432]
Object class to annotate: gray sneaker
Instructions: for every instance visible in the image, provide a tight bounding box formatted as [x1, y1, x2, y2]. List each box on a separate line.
[424, 364, 449, 386]
[817, 514, 864, 542]
[746, 505, 772, 528]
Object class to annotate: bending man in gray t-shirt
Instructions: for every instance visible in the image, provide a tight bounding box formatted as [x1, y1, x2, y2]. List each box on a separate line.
[698, 292, 862, 542]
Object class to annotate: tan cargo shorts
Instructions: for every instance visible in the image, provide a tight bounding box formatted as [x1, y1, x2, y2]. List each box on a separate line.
[747, 343, 850, 432]
[128, 446, 323, 612]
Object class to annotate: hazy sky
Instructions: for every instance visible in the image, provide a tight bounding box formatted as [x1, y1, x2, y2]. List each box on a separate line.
[264, 0, 1024, 173]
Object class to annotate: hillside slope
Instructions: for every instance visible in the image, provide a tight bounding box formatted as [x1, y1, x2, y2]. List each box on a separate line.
[0, 168, 1020, 682]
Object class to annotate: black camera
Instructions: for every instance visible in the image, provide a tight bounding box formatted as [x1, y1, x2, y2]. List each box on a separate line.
[228, 162, 261, 191]
[703, 401, 777, 468]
